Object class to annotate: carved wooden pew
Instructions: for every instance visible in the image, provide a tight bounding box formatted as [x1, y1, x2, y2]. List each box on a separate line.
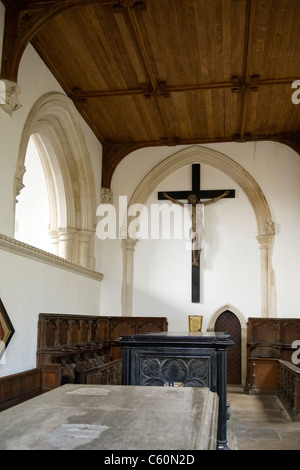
[278, 360, 300, 421]
[37, 314, 111, 388]
[245, 317, 300, 421]
[37, 314, 168, 390]
[246, 317, 300, 395]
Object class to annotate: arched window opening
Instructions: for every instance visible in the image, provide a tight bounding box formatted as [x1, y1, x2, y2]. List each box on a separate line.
[14, 92, 97, 270]
[15, 134, 53, 253]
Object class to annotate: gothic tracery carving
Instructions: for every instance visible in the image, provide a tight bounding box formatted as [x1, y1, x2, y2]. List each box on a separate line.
[140, 357, 209, 387]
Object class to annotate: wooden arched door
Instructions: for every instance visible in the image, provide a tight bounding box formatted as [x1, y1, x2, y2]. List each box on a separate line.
[215, 310, 241, 384]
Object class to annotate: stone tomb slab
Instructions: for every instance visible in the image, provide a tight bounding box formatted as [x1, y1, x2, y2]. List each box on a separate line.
[0, 384, 218, 450]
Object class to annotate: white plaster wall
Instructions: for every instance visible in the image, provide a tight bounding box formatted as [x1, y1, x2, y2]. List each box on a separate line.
[0, 249, 102, 375]
[134, 164, 259, 332]
[100, 141, 300, 331]
[206, 141, 300, 320]
[0, 5, 103, 376]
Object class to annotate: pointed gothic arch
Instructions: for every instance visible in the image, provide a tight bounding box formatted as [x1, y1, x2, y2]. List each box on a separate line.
[122, 145, 276, 317]
[14, 92, 97, 269]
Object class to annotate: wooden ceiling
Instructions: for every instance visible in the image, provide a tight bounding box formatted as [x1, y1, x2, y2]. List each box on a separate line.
[1, 0, 300, 186]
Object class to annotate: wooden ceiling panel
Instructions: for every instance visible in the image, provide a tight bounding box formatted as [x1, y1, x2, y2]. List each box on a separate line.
[138, 0, 247, 86]
[245, 84, 300, 136]
[78, 94, 168, 143]
[1, 0, 299, 185]
[247, 0, 300, 80]
[164, 88, 241, 141]
[32, 4, 149, 93]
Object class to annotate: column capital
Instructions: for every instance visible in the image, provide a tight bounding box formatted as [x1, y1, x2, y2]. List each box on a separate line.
[256, 233, 274, 248]
[57, 227, 77, 238]
[122, 237, 138, 251]
[256, 220, 275, 247]
[101, 187, 113, 204]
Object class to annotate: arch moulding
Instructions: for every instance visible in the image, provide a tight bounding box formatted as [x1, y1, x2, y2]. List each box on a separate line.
[14, 92, 97, 269]
[122, 145, 276, 318]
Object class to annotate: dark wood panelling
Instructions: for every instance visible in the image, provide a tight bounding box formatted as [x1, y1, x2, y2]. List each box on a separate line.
[215, 310, 241, 385]
[279, 360, 300, 421]
[0, 368, 43, 411]
[246, 318, 300, 394]
[106, 316, 168, 359]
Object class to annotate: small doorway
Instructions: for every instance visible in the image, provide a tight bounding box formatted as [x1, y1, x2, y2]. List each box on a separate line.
[215, 310, 241, 384]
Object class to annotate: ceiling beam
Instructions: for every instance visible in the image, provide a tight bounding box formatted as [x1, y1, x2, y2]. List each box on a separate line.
[0, 0, 117, 82]
[125, 4, 174, 144]
[101, 141, 154, 189]
[101, 132, 300, 189]
[1, 0, 299, 191]
[68, 76, 298, 101]
[239, 0, 254, 140]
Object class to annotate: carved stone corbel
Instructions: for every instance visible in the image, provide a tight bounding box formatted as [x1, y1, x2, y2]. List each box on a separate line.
[0, 80, 22, 116]
[101, 187, 113, 204]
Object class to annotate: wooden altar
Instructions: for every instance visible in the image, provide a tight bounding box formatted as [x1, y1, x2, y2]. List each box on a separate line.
[117, 331, 233, 450]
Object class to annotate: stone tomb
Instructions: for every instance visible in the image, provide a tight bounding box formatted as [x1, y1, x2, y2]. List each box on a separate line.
[118, 331, 233, 449]
[0, 384, 218, 450]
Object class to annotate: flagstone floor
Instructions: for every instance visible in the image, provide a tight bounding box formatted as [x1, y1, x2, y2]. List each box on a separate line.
[227, 385, 300, 450]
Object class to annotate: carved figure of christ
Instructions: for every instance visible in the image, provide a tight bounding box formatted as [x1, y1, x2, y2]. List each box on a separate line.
[158, 164, 235, 302]
[162, 191, 230, 267]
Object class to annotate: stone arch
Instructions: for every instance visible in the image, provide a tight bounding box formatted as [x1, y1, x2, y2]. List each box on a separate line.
[129, 146, 273, 235]
[122, 145, 276, 317]
[14, 92, 96, 268]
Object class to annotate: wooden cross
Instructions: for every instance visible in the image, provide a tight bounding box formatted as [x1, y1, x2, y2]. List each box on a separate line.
[158, 164, 235, 303]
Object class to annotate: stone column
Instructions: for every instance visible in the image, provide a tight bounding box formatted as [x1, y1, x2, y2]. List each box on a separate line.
[77, 229, 93, 268]
[57, 228, 76, 261]
[257, 231, 276, 318]
[49, 229, 59, 256]
[121, 238, 138, 316]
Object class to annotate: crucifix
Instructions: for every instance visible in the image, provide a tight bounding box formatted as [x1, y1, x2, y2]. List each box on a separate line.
[158, 164, 235, 303]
